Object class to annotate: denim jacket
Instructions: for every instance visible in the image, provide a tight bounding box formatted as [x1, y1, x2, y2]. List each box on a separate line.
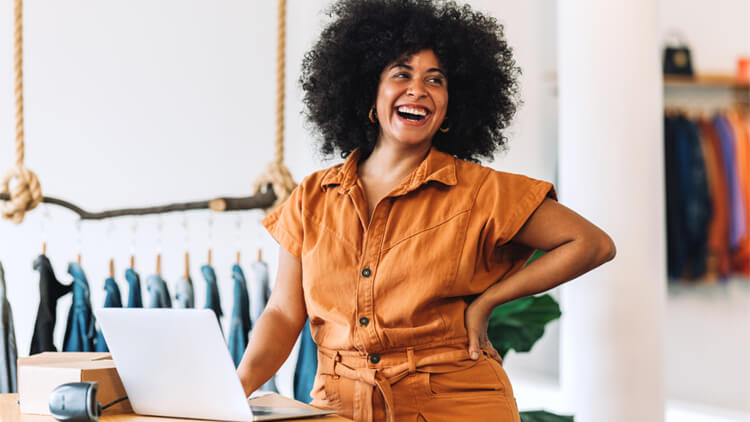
[63, 263, 96, 352]
[174, 277, 195, 308]
[125, 268, 143, 308]
[146, 274, 172, 308]
[95, 277, 123, 352]
[228, 264, 251, 367]
[201, 265, 223, 329]
[249, 261, 271, 325]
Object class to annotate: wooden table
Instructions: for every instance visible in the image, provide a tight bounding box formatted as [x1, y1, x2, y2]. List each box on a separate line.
[0, 394, 351, 422]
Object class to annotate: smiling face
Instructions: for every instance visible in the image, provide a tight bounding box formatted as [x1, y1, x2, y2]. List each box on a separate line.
[373, 49, 448, 149]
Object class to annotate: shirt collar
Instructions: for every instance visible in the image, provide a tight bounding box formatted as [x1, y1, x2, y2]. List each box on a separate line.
[320, 146, 458, 195]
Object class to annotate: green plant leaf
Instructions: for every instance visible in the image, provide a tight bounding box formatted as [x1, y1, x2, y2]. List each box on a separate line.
[525, 249, 547, 266]
[488, 294, 561, 358]
[520, 410, 575, 422]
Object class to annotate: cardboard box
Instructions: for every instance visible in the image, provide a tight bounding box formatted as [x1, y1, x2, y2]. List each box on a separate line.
[17, 352, 132, 415]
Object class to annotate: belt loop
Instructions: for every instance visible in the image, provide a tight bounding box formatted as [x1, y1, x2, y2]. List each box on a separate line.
[332, 351, 341, 380]
[407, 347, 416, 375]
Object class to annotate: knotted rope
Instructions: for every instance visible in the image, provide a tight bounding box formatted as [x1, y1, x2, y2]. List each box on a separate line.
[1, 0, 43, 224]
[251, 0, 297, 213]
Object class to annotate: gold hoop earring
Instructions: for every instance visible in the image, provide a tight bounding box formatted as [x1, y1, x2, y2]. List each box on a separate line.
[439, 119, 450, 133]
[369, 106, 377, 123]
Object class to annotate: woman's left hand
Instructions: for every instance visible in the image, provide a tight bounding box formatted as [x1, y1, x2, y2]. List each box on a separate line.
[464, 298, 503, 365]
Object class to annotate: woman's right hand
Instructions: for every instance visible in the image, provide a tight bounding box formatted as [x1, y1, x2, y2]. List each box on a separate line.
[464, 296, 503, 365]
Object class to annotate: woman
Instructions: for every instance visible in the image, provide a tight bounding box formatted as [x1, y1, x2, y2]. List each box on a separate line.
[237, 1, 615, 421]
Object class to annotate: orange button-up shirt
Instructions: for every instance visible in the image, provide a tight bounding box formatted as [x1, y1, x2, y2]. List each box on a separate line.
[263, 146, 555, 354]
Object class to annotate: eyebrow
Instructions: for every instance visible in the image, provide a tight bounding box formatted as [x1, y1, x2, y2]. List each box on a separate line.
[389, 63, 447, 77]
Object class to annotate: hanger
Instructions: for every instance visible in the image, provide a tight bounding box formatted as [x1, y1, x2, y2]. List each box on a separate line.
[40, 205, 50, 257]
[184, 252, 190, 281]
[207, 249, 213, 267]
[156, 254, 161, 276]
[130, 219, 138, 271]
[257, 248, 262, 262]
[109, 259, 115, 279]
[75, 220, 82, 265]
[234, 216, 242, 266]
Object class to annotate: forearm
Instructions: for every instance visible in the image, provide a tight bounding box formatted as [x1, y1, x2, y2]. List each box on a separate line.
[236, 306, 305, 396]
[474, 235, 615, 314]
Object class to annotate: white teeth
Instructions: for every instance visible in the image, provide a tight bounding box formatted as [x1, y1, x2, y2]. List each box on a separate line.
[397, 106, 427, 116]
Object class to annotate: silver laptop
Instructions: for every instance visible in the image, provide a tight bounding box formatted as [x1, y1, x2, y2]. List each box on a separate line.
[96, 308, 335, 421]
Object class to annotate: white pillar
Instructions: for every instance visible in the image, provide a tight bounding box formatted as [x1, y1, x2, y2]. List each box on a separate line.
[557, 1, 666, 421]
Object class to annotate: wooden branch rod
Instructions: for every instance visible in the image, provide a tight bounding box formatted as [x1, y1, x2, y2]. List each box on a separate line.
[0, 187, 276, 220]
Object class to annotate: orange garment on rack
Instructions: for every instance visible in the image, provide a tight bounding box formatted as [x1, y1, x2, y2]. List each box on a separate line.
[699, 119, 732, 279]
[263, 146, 555, 422]
[727, 110, 750, 276]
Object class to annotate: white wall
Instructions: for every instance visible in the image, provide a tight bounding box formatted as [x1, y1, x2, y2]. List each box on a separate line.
[0, 0, 558, 399]
[659, 0, 750, 74]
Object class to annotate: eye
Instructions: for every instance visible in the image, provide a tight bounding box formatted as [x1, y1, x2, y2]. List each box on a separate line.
[427, 77, 444, 85]
[394, 72, 410, 79]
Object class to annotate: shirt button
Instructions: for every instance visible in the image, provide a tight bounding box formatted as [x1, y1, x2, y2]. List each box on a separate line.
[361, 268, 372, 277]
[369, 354, 381, 364]
[359, 317, 370, 326]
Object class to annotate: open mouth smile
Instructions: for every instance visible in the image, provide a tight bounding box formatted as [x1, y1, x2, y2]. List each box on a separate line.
[395, 105, 432, 126]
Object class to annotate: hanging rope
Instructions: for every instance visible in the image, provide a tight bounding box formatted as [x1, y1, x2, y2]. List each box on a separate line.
[1, 0, 43, 224]
[251, 0, 297, 213]
[0, 0, 291, 221]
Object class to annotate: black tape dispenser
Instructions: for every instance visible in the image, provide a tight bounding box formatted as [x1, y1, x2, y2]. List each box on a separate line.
[49, 382, 128, 422]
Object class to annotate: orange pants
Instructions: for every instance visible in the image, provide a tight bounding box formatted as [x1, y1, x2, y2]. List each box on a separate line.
[311, 343, 520, 422]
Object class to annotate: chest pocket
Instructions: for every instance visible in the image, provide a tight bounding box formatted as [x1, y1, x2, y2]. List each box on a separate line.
[381, 183, 472, 280]
[381, 207, 470, 286]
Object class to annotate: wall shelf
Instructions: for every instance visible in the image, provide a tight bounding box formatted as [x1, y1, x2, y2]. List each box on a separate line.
[664, 74, 750, 88]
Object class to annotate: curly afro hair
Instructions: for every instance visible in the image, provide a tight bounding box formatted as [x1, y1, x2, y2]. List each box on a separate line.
[300, 0, 520, 163]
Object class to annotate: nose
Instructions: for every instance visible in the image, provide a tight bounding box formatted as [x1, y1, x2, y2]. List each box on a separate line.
[406, 80, 427, 98]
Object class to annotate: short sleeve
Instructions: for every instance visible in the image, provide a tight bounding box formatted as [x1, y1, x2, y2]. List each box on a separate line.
[475, 170, 556, 269]
[262, 182, 305, 260]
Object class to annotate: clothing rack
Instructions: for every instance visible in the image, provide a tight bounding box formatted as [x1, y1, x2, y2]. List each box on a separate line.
[0, 188, 276, 220]
[663, 73, 749, 284]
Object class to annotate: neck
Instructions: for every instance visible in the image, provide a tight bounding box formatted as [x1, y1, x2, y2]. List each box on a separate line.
[359, 139, 432, 182]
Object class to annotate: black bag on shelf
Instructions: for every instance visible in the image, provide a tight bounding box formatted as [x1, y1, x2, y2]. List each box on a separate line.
[663, 33, 694, 76]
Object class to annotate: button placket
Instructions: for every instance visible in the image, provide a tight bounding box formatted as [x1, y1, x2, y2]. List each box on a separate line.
[356, 199, 391, 351]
